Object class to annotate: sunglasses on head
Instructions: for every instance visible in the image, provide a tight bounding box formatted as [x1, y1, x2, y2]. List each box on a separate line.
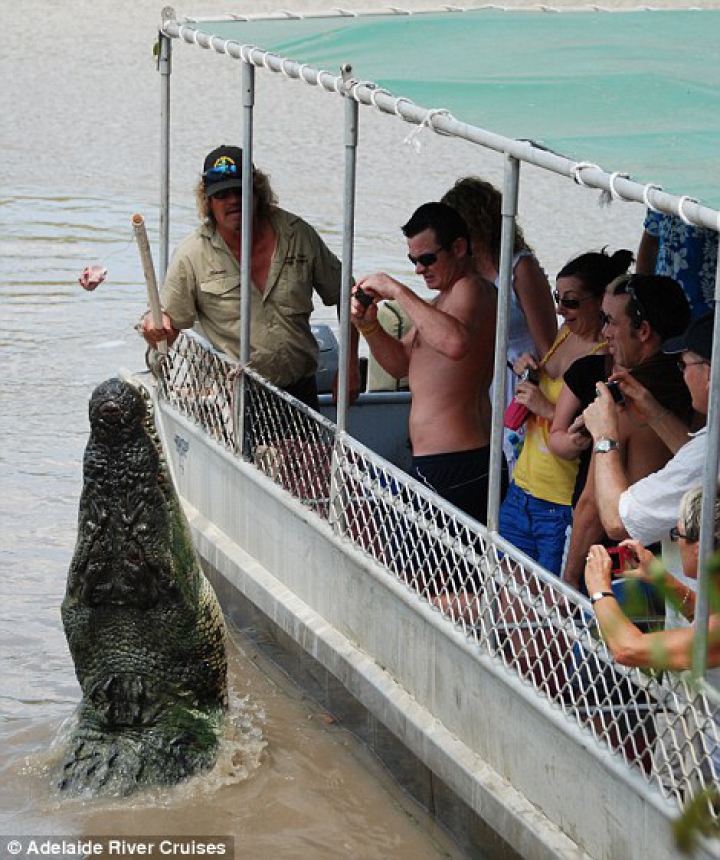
[670, 525, 695, 542]
[408, 248, 444, 268]
[553, 290, 593, 310]
[615, 276, 649, 329]
[203, 162, 239, 181]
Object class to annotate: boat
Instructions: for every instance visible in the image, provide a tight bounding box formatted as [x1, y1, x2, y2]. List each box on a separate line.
[129, 7, 720, 859]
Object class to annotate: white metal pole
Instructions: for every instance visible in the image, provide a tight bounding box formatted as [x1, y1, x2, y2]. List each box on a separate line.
[132, 213, 167, 355]
[487, 155, 520, 532]
[237, 60, 255, 457]
[158, 22, 172, 281]
[336, 63, 358, 434]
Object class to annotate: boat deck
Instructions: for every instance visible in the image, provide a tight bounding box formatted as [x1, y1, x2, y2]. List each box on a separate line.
[131, 332, 720, 860]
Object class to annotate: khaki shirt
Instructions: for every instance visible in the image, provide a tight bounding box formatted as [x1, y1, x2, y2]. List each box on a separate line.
[162, 208, 342, 387]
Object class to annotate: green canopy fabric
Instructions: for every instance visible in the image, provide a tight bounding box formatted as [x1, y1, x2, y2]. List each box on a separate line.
[183, 9, 720, 210]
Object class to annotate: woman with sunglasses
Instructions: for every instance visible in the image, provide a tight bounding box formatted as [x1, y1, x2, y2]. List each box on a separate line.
[497, 249, 633, 575]
[585, 484, 720, 664]
[441, 177, 557, 469]
[585, 485, 720, 784]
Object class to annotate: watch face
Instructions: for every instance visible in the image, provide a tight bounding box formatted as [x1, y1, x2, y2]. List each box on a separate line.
[595, 439, 618, 453]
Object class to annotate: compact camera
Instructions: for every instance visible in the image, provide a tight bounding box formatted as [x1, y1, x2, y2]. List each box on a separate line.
[605, 381, 625, 405]
[519, 367, 540, 385]
[608, 545, 635, 576]
[354, 286, 374, 309]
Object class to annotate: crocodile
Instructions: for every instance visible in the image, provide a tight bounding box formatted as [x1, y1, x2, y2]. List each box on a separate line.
[58, 378, 227, 796]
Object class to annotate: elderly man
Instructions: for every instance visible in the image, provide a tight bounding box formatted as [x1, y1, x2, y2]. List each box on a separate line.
[142, 145, 359, 409]
[350, 201, 503, 524]
[563, 274, 693, 589]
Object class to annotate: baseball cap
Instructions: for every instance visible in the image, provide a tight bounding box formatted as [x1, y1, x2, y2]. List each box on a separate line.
[202, 145, 243, 197]
[662, 311, 714, 361]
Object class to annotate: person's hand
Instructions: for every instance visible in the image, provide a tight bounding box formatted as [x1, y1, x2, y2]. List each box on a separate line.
[583, 381, 621, 442]
[512, 352, 538, 376]
[615, 539, 657, 583]
[566, 415, 593, 452]
[355, 273, 402, 303]
[515, 379, 553, 421]
[350, 281, 380, 329]
[584, 544, 613, 594]
[608, 370, 664, 424]
[140, 310, 179, 348]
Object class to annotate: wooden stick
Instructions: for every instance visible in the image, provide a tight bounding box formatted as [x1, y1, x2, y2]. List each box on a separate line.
[132, 213, 167, 354]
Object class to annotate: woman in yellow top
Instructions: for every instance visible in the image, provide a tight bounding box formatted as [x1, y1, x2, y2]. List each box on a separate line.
[498, 249, 633, 574]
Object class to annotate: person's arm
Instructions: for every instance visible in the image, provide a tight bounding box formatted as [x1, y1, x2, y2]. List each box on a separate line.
[585, 544, 698, 670]
[512, 254, 558, 358]
[562, 469, 606, 589]
[331, 312, 362, 404]
[548, 384, 591, 460]
[583, 382, 630, 539]
[355, 272, 475, 361]
[636, 229, 659, 275]
[610, 370, 692, 455]
[350, 286, 412, 380]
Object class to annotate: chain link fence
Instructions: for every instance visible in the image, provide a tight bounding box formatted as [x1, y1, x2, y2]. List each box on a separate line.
[155, 332, 720, 823]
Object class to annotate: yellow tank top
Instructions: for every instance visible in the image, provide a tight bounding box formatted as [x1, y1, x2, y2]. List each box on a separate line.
[513, 329, 605, 506]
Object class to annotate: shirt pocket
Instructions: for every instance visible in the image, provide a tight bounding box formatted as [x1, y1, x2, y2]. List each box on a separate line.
[272, 260, 314, 316]
[199, 275, 239, 298]
[198, 275, 239, 314]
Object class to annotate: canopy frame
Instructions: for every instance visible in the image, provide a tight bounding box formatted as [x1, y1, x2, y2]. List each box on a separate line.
[157, 6, 720, 684]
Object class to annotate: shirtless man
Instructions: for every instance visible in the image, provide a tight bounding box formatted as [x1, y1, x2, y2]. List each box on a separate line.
[350, 201, 504, 524]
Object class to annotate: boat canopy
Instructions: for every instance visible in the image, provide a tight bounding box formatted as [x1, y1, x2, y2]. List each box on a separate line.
[173, 7, 720, 215]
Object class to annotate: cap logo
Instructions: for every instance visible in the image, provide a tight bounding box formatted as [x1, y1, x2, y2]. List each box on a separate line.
[210, 156, 238, 174]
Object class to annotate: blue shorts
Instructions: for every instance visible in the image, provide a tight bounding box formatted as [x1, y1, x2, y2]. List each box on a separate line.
[498, 481, 573, 576]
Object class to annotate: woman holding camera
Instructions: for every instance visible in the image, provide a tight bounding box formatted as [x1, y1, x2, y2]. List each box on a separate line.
[498, 249, 633, 575]
[585, 484, 720, 670]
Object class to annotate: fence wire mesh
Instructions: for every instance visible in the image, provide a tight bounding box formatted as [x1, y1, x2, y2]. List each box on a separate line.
[156, 332, 720, 822]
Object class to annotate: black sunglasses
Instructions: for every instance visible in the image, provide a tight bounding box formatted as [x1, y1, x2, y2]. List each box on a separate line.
[677, 357, 710, 373]
[408, 248, 444, 268]
[211, 188, 241, 201]
[553, 290, 594, 310]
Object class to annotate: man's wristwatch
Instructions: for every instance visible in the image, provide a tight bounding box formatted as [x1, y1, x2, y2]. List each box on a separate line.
[590, 591, 616, 605]
[594, 438, 620, 454]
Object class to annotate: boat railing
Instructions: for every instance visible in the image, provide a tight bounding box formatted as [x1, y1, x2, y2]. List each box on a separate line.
[154, 330, 720, 824]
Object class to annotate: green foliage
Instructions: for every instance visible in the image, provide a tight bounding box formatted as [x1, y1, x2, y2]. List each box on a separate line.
[674, 787, 720, 854]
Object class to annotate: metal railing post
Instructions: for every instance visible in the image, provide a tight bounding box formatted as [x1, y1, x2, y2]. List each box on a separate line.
[487, 154, 520, 532]
[237, 60, 255, 458]
[330, 65, 359, 531]
[158, 17, 172, 281]
[336, 64, 358, 434]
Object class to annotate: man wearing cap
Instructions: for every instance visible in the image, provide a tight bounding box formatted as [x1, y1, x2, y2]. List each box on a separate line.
[562, 274, 694, 589]
[141, 145, 360, 408]
[582, 310, 714, 784]
[580, 311, 713, 610]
